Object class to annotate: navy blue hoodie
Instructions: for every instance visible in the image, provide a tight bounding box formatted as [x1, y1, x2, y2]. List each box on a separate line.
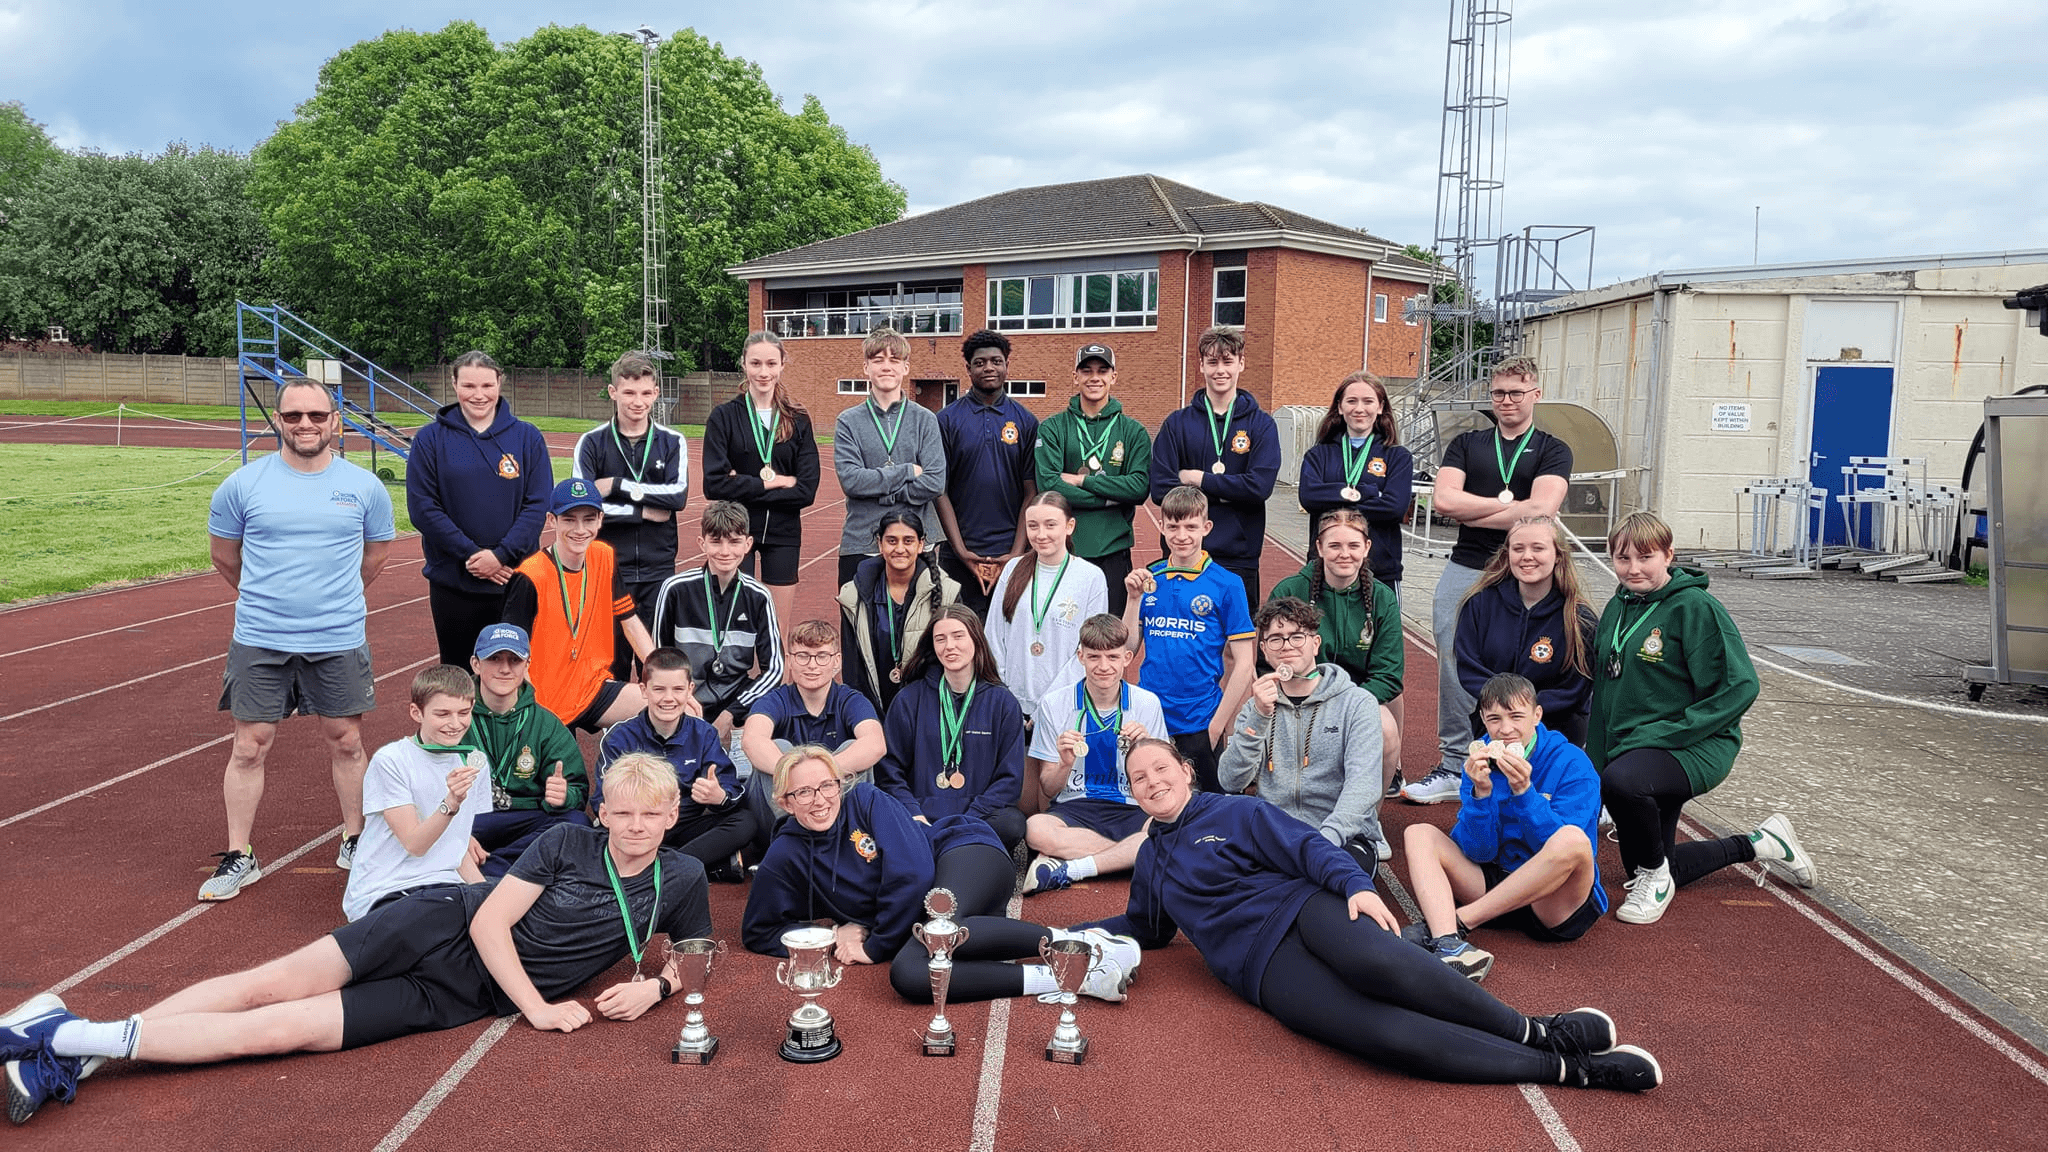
[1080, 791, 1373, 1008]
[742, 783, 1000, 961]
[593, 710, 743, 817]
[875, 667, 1025, 823]
[406, 401, 553, 593]
[1452, 578, 1599, 733]
[1297, 438, 1415, 585]
[1148, 390, 1280, 564]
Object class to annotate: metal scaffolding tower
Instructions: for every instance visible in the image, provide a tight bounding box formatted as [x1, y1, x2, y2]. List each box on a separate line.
[632, 27, 673, 365]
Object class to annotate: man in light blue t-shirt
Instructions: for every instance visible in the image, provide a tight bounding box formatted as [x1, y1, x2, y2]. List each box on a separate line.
[200, 379, 396, 903]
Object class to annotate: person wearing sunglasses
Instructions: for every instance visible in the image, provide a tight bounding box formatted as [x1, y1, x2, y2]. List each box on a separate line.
[1407, 356, 1573, 807]
[200, 380, 395, 902]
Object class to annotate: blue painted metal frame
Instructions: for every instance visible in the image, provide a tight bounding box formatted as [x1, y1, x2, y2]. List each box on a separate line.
[234, 300, 439, 467]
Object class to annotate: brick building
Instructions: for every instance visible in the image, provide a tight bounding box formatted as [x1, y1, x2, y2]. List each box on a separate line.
[727, 174, 1436, 431]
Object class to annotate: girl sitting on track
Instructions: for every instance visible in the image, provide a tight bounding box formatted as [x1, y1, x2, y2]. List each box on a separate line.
[837, 512, 961, 715]
[1453, 515, 1600, 746]
[1589, 512, 1816, 925]
[876, 606, 1029, 851]
[741, 746, 1139, 1004]
[1265, 509, 1403, 787]
[1075, 738, 1665, 1091]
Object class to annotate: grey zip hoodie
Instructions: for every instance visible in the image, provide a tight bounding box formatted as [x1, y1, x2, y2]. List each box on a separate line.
[833, 396, 947, 553]
[1217, 663, 1386, 849]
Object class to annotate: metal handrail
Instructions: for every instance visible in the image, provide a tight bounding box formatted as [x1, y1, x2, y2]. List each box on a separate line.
[762, 303, 965, 339]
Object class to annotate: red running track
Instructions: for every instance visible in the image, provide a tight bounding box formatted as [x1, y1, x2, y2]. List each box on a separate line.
[1, 437, 2044, 1151]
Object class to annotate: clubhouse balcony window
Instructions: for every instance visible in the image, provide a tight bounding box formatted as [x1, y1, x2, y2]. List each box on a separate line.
[987, 269, 1159, 332]
[765, 282, 964, 339]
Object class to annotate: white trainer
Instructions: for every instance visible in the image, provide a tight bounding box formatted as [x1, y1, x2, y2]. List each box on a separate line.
[1400, 766, 1462, 805]
[1078, 955, 1132, 1002]
[1079, 929, 1143, 985]
[1615, 860, 1674, 924]
[1752, 813, 1816, 888]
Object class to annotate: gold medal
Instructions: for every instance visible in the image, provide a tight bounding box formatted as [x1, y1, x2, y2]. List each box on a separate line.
[949, 771, 966, 789]
[1211, 461, 1226, 474]
[761, 466, 776, 481]
[1031, 641, 1045, 656]
[1140, 573, 1157, 594]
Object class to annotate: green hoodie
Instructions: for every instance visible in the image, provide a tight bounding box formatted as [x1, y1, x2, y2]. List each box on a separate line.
[1585, 567, 1758, 793]
[470, 680, 589, 812]
[1033, 395, 1153, 558]
[1268, 561, 1404, 705]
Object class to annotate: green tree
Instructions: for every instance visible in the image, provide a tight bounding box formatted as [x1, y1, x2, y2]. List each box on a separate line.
[0, 101, 61, 213]
[1402, 243, 1494, 378]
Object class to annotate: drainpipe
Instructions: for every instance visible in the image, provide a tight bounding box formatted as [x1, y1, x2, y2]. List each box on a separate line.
[1642, 276, 1670, 513]
[1362, 259, 1376, 369]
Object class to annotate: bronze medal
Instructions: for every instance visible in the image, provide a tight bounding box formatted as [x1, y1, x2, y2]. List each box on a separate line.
[949, 771, 967, 789]
[1211, 461, 1226, 474]
[1031, 641, 1045, 656]
[889, 667, 902, 683]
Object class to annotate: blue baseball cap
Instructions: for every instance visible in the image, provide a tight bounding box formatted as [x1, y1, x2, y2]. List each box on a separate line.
[552, 476, 602, 514]
[474, 623, 530, 660]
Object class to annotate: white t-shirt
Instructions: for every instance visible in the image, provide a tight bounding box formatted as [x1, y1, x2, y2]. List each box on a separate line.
[342, 738, 492, 921]
[987, 553, 1107, 706]
[1029, 679, 1169, 806]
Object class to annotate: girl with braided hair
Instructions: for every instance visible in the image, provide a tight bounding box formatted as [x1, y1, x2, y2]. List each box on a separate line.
[1218, 597, 1394, 865]
[836, 513, 960, 715]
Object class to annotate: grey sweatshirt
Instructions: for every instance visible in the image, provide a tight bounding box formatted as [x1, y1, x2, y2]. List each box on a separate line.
[833, 396, 947, 553]
[1217, 663, 1386, 849]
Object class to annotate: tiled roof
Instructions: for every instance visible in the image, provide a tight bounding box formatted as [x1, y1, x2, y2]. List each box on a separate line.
[731, 174, 1428, 276]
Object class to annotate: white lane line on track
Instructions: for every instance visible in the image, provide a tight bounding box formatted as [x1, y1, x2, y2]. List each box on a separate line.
[1678, 817, 2048, 1088]
[44, 825, 344, 996]
[0, 655, 436, 830]
[371, 1016, 518, 1152]
[967, 884, 1026, 1152]
[0, 595, 429, 723]
[0, 557, 428, 662]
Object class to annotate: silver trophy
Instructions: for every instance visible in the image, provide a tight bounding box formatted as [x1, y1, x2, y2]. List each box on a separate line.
[912, 888, 970, 1056]
[1039, 936, 1101, 1064]
[668, 937, 726, 1065]
[776, 925, 845, 1062]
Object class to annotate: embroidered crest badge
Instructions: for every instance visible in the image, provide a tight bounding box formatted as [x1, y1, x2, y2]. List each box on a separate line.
[516, 746, 537, 779]
[1190, 594, 1215, 617]
[498, 453, 521, 479]
[849, 829, 878, 862]
[1643, 628, 1665, 658]
[1230, 429, 1251, 454]
[1001, 420, 1019, 445]
[1530, 637, 1555, 664]
[1368, 457, 1388, 477]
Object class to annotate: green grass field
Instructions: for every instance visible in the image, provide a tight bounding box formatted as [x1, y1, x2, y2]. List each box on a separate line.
[0, 443, 570, 604]
[0, 400, 703, 439]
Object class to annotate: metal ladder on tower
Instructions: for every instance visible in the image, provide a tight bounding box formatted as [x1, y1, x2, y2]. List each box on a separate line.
[234, 301, 440, 477]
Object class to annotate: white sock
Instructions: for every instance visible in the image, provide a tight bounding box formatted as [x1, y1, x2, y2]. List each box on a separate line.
[1065, 856, 1100, 882]
[52, 1016, 141, 1059]
[1021, 965, 1058, 996]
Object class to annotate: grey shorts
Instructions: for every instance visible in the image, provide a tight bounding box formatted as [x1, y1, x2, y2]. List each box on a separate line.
[218, 641, 375, 723]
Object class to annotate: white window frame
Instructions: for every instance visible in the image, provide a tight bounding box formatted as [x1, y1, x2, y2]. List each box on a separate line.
[1212, 265, 1247, 327]
[1406, 294, 1425, 326]
[986, 269, 1159, 332]
[1005, 380, 1047, 397]
[1373, 294, 1388, 323]
[837, 378, 870, 395]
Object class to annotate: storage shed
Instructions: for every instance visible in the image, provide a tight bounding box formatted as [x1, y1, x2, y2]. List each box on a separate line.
[1518, 249, 2048, 550]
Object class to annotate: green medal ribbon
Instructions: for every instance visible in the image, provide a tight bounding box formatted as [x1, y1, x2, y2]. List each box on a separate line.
[701, 573, 738, 651]
[412, 738, 480, 756]
[1079, 682, 1125, 737]
[1205, 398, 1236, 467]
[1028, 556, 1071, 637]
[552, 548, 589, 642]
[750, 405, 780, 472]
[1607, 599, 1661, 663]
[602, 848, 662, 976]
[609, 420, 655, 484]
[1493, 429, 1535, 494]
[1341, 433, 1375, 490]
[1075, 416, 1113, 469]
[867, 398, 906, 461]
[937, 680, 978, 769]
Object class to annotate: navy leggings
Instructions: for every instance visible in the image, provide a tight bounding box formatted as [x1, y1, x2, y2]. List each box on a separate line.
[889, 844, 1047, 1003]
[1600, 748, 1755, 885]
[1256, 892, 1559, 1084]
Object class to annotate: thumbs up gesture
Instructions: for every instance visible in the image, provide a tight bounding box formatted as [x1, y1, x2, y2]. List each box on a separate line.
[689, 760, 727, 807]
[544, 761, 568, 808]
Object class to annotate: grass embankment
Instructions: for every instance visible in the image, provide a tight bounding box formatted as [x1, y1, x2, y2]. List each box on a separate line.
[0, 443, 571, 604]
[0, 400, 703, 438]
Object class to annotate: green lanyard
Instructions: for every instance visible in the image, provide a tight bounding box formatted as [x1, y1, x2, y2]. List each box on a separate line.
[867, 398, 906, 462]
[938, 681, 977, 768]
[701, 573, 738, 651]
[1205, 398, 1235, 466]
[1493, 429, 1534, 493]
[1076, 415, 1113, 469]
[750, 405, 779, 468]
[1341, 433, 1376, 489]
[1029, 556, 1071, 635]
[1607, 599, 1661, 661]
[1080, 682, 1125, 735]
[413, 738, 479, 756]
[609, 421, 655, 483]
[602, 848, 662, 977]
[551, 549, 588, 642]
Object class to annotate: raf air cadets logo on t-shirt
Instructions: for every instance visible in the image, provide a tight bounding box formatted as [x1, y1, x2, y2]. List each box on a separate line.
[1368, 457, 1388, 477]
[849, 828, 878, 862]
[1230, 430, 1251, 454]
[498, 453, 521, 479]
[1001, 420, 1019, 445]
[1190, 594, 1215, 617]
[1642, 628, 1665, 661]
[1529, 636, 1555, 664]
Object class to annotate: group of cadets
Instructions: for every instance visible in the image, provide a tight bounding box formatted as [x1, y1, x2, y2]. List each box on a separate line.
[3, 328, 1832, 1127]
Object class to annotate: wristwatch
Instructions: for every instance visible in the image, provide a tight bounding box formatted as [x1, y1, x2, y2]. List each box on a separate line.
[656, 976, 674, 1000]
[437, 797, 458, 816]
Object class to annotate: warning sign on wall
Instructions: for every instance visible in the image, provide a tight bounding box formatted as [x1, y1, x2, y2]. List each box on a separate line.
[1712, 403, 1751, 431]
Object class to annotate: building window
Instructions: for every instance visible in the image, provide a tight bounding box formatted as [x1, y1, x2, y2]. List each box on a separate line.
[1213, 267, 1247, 327]
[763, 282, 963, 339]
[1373, 294, 1388, 323]
[1006, 380, 1047, 397]
[986, 269, 1158, 332]
[1406, 294, 1425, 326]
[837, 378, 869, 395]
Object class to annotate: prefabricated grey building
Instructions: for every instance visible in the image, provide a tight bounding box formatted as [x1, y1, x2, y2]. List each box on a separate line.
[1518, 249, 2048, 551]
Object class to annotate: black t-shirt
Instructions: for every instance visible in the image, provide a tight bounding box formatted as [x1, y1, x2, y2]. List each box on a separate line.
[1440, 427, 1573, 569]
[466, 823, 712, 1009]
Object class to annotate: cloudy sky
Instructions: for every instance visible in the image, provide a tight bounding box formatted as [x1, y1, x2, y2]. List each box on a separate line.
[5, 0, 2044, 288]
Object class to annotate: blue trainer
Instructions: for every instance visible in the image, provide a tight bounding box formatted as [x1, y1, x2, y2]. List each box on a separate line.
[6, 1047, 83, 1125]
[1022, 854, 1073, 895]
[0, 996, 75, 1063]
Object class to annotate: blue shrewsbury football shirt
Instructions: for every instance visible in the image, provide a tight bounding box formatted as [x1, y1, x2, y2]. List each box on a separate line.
[1134, 553, 1254, 735]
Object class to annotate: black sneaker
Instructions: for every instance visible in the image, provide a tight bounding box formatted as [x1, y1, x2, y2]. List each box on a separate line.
[336, 834, 360, 871]
[1528, 1007, 1616, 1054]
[706, 853, 746, 884]
[1560, 1043, 1662, 1092]
[1399, 922, 1435, 950]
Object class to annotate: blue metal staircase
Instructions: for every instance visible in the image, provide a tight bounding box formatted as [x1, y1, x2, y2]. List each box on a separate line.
[234, 301, 441, 477]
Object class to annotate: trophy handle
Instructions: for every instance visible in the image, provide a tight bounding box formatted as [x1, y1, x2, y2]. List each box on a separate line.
[912, 924, 932, 950]
[824, 962, 845, 989]
[775, 959, 790, 986]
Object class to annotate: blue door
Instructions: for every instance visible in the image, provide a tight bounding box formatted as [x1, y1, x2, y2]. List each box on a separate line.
[1807, 365, 1894, 547]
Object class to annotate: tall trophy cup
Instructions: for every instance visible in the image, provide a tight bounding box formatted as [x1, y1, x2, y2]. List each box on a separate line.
[1039, 936, 1101, 1064]
[776, 925, 845, 1062]
[912, 888, 969, 1056]
[669, 937, 726, 1065]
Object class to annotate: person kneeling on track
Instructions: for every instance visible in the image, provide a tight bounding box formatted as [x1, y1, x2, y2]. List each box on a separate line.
[1, 757, 711, 1127]
[1072, 738, 1663, 1091]
[742, 746, 1139, 1006]
[1401, 674, 1606, 981]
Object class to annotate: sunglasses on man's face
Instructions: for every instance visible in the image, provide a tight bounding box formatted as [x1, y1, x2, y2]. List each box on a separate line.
[277, 410, 334, 425]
